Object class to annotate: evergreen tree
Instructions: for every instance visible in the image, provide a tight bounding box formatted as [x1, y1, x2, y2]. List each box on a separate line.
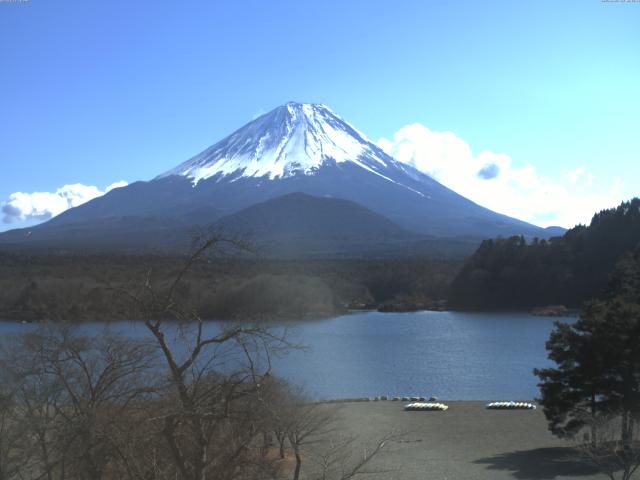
[535, 249, 640, 479]
[534, 306, 609, 443]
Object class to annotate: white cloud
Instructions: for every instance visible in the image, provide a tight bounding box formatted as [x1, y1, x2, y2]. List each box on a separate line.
[561, 167, 595, 187]
[378, 124, 624, 228]
[2, 181, 128, 224]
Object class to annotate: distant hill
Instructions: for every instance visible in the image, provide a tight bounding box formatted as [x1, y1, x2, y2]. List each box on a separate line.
[217, 192, 411, 239]
[213, 192, 483, 258]
[449, 198, 640, 309]
[214, 192, 417, 257]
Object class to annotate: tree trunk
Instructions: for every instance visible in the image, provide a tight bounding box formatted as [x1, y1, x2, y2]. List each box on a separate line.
[276, 432, 286, 459]
[38, 430, 55, 480]
[621, 411, 631, 449]
[590, 393, 598, 448]
[163, 417, 190, 480]
[261, 432, 270, 457]
[292, 445, 302, 480]
[196, 421, 208, 480]
[620, 411, 634, 480]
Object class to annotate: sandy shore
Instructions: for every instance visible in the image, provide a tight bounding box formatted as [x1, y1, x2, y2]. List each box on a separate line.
[315, 401, 604, 480]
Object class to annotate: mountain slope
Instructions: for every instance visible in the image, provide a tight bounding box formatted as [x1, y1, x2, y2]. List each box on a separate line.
[0, 193, 479, 258]
[0, 213, 220, 253]
[0, 102, 559, 255]
[216, 192, 411, 239]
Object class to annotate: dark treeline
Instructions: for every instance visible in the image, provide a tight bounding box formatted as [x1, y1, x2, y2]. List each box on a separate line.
[450, 198, 640, 310]
[0, 253, 460, 321]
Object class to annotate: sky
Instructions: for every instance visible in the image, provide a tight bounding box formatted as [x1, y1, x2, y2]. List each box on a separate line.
[0, 0, 639, 231]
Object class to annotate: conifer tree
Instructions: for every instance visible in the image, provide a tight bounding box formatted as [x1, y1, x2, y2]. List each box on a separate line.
[535, 248, 640, 479]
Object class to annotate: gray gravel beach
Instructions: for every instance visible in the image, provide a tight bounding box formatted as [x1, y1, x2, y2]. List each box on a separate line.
[318, 401, 606, 480]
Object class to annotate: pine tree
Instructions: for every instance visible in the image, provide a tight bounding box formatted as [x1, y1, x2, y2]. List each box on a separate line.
[535, 249, 640, 479]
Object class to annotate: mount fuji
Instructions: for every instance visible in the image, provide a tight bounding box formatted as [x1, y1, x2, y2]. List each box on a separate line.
[0, 102, 559, 255]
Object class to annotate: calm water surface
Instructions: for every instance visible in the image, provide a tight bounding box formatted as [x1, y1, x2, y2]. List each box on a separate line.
[271, 311, 569, 400]
[0, 311, 571, 400]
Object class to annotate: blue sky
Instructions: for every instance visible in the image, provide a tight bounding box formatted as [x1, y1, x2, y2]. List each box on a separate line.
[1, 0, 639, 230]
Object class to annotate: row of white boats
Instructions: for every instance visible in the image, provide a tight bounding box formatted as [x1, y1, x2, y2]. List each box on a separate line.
[403, 401, 537, 411]
[320, 397, 537, 410]
[485, 401, 537, 410]
[404, 402, 449, 411]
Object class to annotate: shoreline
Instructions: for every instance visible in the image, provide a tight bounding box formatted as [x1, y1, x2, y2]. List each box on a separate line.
[0, 307, 579, 323]
[317, 397, 540, 404]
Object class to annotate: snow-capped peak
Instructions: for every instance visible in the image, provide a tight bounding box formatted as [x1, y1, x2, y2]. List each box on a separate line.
[158, 102, 398, 184]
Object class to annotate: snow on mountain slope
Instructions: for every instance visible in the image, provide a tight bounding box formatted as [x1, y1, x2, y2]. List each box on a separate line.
[158, 102, 422, 195]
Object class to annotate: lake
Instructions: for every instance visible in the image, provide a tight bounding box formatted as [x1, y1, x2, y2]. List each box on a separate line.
[0, 310, 571, 400]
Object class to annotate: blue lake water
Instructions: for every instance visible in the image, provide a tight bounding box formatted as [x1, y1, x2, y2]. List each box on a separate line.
[0, 310, 571, 400]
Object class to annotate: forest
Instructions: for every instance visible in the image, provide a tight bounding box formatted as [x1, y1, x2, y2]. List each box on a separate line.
[0, 252, 459, 322]
[450, 198, 640, 310]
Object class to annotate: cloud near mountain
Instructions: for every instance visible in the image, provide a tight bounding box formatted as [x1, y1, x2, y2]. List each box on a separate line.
[1, 181, 128, 224]
[377, 123, 624, 228]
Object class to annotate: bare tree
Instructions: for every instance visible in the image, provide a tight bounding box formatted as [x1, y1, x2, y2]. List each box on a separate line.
[576, 414, 640, 480]
[0, 383, 31, 480]
[256, 376, 292, 460]
[307, 432, 399, 480]
[283, 398, 399, 480]
[1, 325, 157, 480]
[0, 230, 401, 480]
[286, 399, 336, 480]
[3, 341, 64, 480]
[117, 232, 291, 480]
[261, 382, 398, 480]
